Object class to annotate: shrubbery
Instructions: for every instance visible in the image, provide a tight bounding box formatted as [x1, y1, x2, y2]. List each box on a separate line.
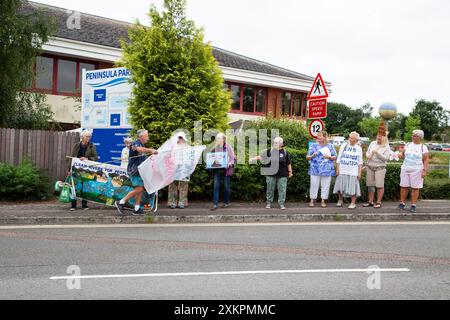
[0, 160, 52, 200]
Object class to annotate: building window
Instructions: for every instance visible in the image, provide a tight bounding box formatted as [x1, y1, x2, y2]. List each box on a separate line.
[243, 86, 255, 113]
[35, 56, 54, 91]
[226, 83, 266, 114]
[230, 84, 241, 111]
[32, 55, 98, 96]
[256, 89, 266, 113]
[57, 59, 77, 93]
[282, 92, 307, 118]
[282, 92, 292, 116]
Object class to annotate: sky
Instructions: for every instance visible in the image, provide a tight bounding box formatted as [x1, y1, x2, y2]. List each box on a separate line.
[35, 0, 450, 115]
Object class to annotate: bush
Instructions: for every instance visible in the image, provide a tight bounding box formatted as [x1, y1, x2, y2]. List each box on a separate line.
[0, 160, 52, 201]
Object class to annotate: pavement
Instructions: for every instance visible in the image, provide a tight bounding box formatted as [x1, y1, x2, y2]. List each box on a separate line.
[0, 222, 449, 299]
[0, 199, 449, 225]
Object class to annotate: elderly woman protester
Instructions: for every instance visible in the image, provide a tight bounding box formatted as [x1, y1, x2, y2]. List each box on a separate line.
[68, 130, 98, 211]
[333, 132, 363, 210]
[251, 137, 293, 210]
[398, 130, 429, 214]
[363, 134, 391, 209]
[210, 133, 236, 211]
[306, 131, 337, 208]
[120, 137, 133, 168]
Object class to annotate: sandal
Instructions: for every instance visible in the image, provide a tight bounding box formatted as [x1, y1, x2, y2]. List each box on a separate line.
[363, 202, 374, 207]
[374, 203, 382, 209]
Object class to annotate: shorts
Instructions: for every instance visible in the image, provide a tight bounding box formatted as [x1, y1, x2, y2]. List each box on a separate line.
[366, 167, 386, 188]
[130, 175, 144, 187]
[400, 169, 424, 189]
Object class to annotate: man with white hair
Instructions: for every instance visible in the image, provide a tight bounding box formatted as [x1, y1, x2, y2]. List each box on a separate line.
[399, 129, 429, 214]
[115, 129, 158, 216]
[68, 130, 98, 211]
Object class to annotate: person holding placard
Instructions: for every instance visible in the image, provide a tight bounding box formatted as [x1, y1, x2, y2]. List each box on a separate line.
[209, 133, 236, 211]
[306, 131, 337, 208]
[333, 132, 363, 210]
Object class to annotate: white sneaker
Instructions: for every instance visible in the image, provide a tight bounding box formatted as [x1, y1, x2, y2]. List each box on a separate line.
[280, 205, 286, 210]
[348, 203, 357, 210]
[266, 204, 272, 209]
[336, 200, 343, 207]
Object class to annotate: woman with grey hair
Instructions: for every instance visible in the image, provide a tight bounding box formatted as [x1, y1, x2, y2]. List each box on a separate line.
[399, 130, 429, 214]
[333, 132, 363, 209]
[251, 137, 293, 210]
[120, 137, 133, 168]
[68, 130, 98, 211]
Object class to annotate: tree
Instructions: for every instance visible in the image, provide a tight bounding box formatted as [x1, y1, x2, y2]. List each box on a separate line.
[0, 0, 56, 128]
[411, 99, 449, 140]
[325, 101, 373, 136]
[404, 116, 421, 142]
[119, 0, 230, 147]
[387, 113, 407, 140]
[358, 117, 380, 139]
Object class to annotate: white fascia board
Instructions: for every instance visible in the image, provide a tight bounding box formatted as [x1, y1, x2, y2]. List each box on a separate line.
[42, 37, 122, 62]
[41, 37, 333, 94]
[221, 66, 313, 92]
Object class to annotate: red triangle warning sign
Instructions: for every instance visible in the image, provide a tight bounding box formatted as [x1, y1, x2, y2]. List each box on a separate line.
[307, 73, 329, 100]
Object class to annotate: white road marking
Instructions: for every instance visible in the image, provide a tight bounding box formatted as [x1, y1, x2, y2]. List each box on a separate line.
[0, 222, 449, 230]
[50, 268, 411, 281]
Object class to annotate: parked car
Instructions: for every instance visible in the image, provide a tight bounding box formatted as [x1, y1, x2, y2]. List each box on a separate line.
[430, 144, 443, 151]
[441, 144, 450, 152]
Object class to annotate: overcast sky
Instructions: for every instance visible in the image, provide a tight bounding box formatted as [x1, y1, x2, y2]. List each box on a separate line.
[35, 0, 450, 115]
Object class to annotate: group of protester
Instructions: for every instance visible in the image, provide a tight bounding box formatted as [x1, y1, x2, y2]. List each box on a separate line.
[68, 121, 429, 215]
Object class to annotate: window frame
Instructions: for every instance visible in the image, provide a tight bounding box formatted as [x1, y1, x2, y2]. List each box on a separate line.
[226, 82, 267, 116]
[31, 54, 99, 97]
[281, 91, 307, 119]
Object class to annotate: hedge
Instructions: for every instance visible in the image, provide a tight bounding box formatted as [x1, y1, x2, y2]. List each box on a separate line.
[184, 150, 450, 202]
[0, 160, 52, 200]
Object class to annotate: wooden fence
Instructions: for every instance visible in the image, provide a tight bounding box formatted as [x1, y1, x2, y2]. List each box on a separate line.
[0, 128, 80, 182]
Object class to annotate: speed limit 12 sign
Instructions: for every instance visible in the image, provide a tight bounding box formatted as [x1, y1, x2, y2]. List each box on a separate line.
[309, 119, 325, 139]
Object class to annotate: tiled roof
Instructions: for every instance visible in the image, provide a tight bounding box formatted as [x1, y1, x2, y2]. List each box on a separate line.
[23, 1, 315, 81]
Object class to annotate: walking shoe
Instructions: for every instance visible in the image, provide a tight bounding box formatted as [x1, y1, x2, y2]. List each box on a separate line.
[398, 203, 406, 210]
[82, 206, 89, 211]
[265, 203, 272, 209]
[280, 205, 286, 210]
[321, 200, 327, 208]
[336, 200, 343, 207]
[410, 205, 417, 214]
[179, 204, 185, 209]
[210, 205, 218, 211]
[170, 204, 176, 209]
[348, 203, 357, 210]
[115, 200, 126, 215]
[309, 200, 315, 208]
[222, 204, 229, 208]
[69, 207, 76, 211]
[132, 208, 145, 216]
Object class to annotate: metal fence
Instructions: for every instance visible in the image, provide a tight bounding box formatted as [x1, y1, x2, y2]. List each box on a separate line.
[0, 128, 79, 182]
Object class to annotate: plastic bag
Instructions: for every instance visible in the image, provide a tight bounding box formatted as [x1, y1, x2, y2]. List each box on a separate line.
[59, 186, 72, 203]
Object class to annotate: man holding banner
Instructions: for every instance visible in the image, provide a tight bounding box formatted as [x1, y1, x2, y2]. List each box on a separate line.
[115, 129, 158, 216]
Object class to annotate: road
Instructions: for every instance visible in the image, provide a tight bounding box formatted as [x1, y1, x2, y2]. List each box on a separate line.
[0, 222, 449, 300]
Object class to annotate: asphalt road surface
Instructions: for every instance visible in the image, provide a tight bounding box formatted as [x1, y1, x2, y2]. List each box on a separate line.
[0, 222, 449, 300]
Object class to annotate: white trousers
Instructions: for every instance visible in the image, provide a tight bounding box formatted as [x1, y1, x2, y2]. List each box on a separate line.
[310, 175, 332, 200]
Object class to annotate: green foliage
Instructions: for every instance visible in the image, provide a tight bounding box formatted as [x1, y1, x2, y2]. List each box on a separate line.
[0, 0, 56, 128]
[388, 113, 407, 140]
[5, 92, 57, 130]
[411, 99, 450, 140]
[244, 116, 310, 150]
[0, 159, 52, 200]
[119, 0, 230, 148]
[325, 101, 373, 136]
[422, 178, 450, 200]
[358, 117, 381, 139]
[404, 116, 421, 141]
